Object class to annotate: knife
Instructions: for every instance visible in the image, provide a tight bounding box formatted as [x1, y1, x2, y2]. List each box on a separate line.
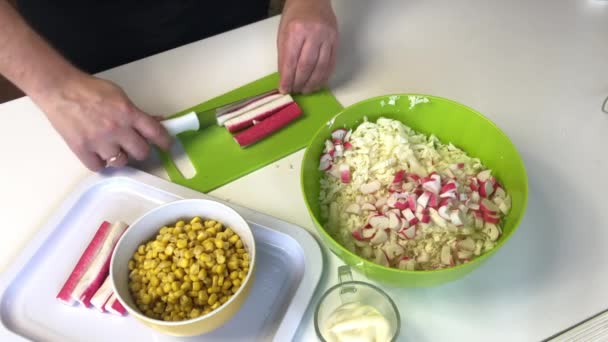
[161, 89, 280, 136]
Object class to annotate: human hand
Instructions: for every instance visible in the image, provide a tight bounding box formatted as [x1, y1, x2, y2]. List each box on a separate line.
[277, 0, 338, 94]
[35, 74, 171, 171]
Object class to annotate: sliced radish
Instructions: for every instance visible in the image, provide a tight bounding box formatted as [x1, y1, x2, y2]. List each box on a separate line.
[450, 162, 465, 170]
[480, 198, 499, 215]
[393, 170, 406, 184]
[469, 177, 479, 191]
[407, 174, 421, 183]
[399, 226, 416, 239]
[479, 181, 495, 198]
[450, 210, 464, 226]
[104, 293, 127, 316]
[440, 182, 457, 194]
[477, 169, 492, 182]
[394, 198, 408, 210]
[360, 180, 381, 194]
[319, 153, 332, 171]
[438, 206, 451, 220]
[234, 102, 302, 147]
[387, 212, 401, 230]
[343, 141, 353, 150]
[483, 212, 501, 224]
[428, 193, 439, 209]
[339, 164, 351, 183]
[407, 194, 417, 211]
[345, 203, 361, 214]
[361, 203, 376, 211]
[57, 221, 128, 307]
[386, 194, 398, 208]
[499, 195, 512, 214]
[323, 139, 334, 154]
[440, 245, 454, 265]
[361, 227, 377, 240]
[439, 197, 453, 208]
[422, 176, 441, 194]
[369, 215, 390, 230]
[90, 277, 113, 312]
[331, 128, 348, 142]
[439, 191, 457, 199]
[333, 143, 344, 158]
[420, 213, 430, 223]
[352, 229, 365, 241]
[388, 208, 402, 216]
[429, 208, 447, 228]
[370, 228, 388, 244]
[402, 208, 418, 225]
[417, 191, 431, 208]
[224, 95, 294, 132]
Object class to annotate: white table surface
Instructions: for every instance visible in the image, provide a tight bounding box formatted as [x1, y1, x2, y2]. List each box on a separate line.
[1, 0, 607, 340]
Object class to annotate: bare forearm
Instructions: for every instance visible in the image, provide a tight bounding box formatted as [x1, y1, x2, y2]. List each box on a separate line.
[0, 1, 83, 100]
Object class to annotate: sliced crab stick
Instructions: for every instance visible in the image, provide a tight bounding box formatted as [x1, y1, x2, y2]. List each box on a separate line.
[90, 277, 114, 312]
[217, 93, 285, 126]
[234, 101, 302, 147]
[224, 95, 294, 133]
[57, 221, 128, 307]
[104, 292, 127, 316]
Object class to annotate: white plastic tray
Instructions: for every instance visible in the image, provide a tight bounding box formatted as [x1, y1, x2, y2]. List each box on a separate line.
[0, 168, 323, 342]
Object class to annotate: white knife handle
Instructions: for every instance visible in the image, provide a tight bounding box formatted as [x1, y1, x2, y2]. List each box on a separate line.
[161, 111, 200, 136]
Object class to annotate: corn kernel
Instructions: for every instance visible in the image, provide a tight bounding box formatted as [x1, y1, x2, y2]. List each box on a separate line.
[214, 239, 224, 249]
[208, 294, 218, 306]
[235, 240, 243, 249]
[164, 244, 174, 256]
[176, 239, 188, 249]
[177, 258, 189, 268]
[176, 220, 185, 228]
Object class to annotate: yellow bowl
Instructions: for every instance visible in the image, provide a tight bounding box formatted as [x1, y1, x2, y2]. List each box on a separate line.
[110, 199, 256, 336]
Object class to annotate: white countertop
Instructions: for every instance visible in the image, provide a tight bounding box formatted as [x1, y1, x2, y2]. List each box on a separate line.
[1, 0, 607, 340]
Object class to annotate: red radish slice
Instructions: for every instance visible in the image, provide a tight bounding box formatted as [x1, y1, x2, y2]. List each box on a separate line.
[439, 197, 452, 208]
[334, 144, 345, 158]
[422, 178, 441, 194]
[450, 163, 465, 170]
[420, 213, 431, 223]
[400, 226, 416, 239]
[319, 153, 332, 171]
[441, 182, 457, 194]
[387, 212, 401, 230]
[361, 203, 376, 211]
[104, 293, 127, 316]
[234, 102, 302, 147]
[394, 198, 408, 210]
[352, 229, 365, 241]
[361, 227, 377, 239]
[479, 181, 495, 198]
[450, 210, 464, 226]
[402, 208, 418, 225]
[407, 174, 421, 183]
[393, 170, 406, 184]
[369, 215, 390, 230]
[483, 212, 501, 224]
[480, 198, 499, 215]
[438, 206, 451, 220]
[472, 210, 483, 219]
[360, 180, 381, 194]
[90, 277, 113, 312]
[339, 164, 351, 183]
[428, 193, 439, 209]
[477, 169, 492, 182]
[417, 191, 431, 208]
[439, 191, 456, 199]
[407, 194, 417, 211]
[215, 89, 280, 118]
[345, 203, 360, 214]
[469, 177, 479, 191]
[323, 140, 334, 154]
[223, 95, 294, 132]
[57, 221, 128, 307]
[343, 141, 353, 150]
[370, 228, 388, 244]
[331, 128, 348, 142]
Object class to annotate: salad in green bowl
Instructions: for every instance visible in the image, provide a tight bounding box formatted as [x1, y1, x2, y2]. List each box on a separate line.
[301, 94, 528, 287]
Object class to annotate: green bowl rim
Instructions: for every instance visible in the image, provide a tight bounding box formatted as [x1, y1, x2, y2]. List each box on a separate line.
[300, 93, 529, 275]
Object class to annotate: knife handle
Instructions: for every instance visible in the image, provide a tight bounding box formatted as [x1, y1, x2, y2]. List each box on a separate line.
[161, 112, 200, 136]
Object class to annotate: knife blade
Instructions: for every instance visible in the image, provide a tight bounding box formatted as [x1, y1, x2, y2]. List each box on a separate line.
[161, 89, 280, 136]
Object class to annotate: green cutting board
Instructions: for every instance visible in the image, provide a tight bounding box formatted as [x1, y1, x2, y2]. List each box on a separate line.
[159, 73, 343, 193]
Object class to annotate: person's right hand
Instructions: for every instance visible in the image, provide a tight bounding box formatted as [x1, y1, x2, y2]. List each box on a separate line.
[34, 73, 171, 171]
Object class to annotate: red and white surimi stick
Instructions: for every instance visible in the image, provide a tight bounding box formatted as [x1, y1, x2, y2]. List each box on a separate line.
[104, 293, 127, 316]
[215, 89, 279, 117]
[224, 95, 294, 132]
[234, 102, 302, 147]
[57, 221, 129, 307]
[216, 91, 282, 124]
[90, 277, 114, 312]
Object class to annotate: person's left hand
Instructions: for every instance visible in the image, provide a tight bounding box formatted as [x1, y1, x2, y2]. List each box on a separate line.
[277, 0, 338, 94]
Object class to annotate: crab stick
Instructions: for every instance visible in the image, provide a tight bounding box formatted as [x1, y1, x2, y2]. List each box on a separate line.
[234, 101, 302, 147]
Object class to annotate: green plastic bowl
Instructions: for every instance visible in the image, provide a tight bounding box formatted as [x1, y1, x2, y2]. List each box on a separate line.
[301, 94, 528, 287]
